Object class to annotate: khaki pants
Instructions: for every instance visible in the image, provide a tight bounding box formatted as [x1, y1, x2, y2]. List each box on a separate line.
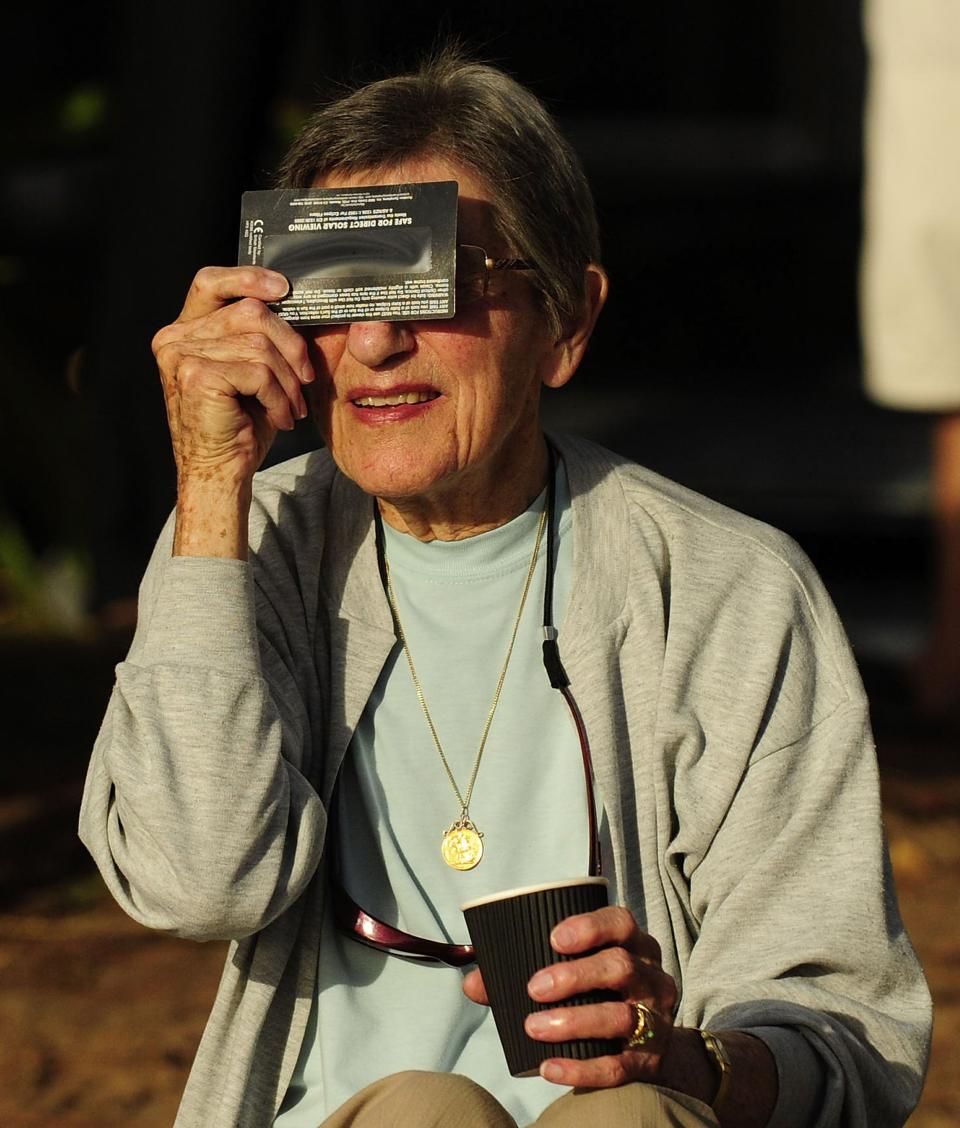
[319, 1071, 719, 1127]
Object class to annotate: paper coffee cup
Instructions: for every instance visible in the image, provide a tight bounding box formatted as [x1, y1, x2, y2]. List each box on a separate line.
[462, 877, 621, 1077]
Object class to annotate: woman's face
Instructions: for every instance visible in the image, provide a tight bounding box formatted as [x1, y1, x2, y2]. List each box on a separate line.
[303, 156, 581, 535]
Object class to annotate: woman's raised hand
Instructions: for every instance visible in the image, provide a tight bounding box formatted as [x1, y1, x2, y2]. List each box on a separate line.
[151, 266, 315, 557]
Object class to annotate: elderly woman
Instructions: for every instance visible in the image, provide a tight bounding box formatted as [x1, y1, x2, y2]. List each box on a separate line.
[80, 50, 930, 1128]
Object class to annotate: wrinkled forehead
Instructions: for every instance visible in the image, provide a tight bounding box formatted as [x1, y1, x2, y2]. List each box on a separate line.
[311, 156, 505, 253]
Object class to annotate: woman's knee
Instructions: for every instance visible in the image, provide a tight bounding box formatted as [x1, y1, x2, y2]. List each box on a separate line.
[535, 1083, 718, 1127]
[327, 1070, 516, 1128]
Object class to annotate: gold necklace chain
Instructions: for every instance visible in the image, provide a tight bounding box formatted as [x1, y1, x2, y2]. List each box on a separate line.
[383, 506, 548, 871]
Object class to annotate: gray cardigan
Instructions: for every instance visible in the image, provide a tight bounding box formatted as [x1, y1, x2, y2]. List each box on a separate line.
[79, 433, 931, 1126]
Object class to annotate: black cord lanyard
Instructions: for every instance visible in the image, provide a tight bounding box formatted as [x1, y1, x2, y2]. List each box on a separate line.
[542, 442, 601, 878]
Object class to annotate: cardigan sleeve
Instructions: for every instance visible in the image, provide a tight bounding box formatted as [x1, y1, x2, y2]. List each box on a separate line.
[79, 521, 327, 942]
[668, 602, 932, 1126]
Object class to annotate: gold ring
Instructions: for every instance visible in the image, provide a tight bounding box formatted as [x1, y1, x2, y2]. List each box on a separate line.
[625, 1001, 656, 1049]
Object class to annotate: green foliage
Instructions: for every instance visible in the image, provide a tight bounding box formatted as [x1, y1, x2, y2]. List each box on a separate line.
[59, 83, 108, 136]
[0, 510, 91, 637]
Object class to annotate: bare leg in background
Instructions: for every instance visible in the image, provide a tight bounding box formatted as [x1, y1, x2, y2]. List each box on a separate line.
[915, 412, 960, 721]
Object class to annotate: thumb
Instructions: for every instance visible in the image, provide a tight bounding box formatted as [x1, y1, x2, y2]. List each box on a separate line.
[462, 967, 489, 1005]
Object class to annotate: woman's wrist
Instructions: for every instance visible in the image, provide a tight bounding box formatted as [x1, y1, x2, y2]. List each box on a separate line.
[656, 1026, 778, 1128]
[656, 1025, 722, 1106]
[174, 476, 253, 560]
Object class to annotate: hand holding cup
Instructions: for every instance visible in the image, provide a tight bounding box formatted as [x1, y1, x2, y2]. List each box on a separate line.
[462, 883, 678, 1086]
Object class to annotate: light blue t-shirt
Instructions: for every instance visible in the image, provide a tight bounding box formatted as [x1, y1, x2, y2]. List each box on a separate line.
[276, 468, 612, 1127]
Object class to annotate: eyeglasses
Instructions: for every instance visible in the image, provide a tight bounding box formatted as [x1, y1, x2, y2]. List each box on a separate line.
[454, 244, 536, 305]
[330, 445, 601, 968]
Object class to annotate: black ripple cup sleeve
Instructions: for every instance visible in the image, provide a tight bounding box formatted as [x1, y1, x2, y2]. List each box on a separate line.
[462, 877, 620, 1077]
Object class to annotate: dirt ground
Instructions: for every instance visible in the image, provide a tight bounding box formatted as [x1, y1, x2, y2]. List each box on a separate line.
[0, 638, 957, 1126]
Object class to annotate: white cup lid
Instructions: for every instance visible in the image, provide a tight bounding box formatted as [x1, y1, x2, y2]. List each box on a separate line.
[461, 876, 608, 913]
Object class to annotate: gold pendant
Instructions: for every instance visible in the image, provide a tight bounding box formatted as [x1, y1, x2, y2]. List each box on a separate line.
[441, 817, 484, 871]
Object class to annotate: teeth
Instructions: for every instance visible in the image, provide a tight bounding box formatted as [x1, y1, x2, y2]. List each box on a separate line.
[353, 391, 439, 407]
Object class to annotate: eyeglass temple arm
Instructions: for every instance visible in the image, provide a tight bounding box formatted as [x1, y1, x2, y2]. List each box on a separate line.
[562, 685, 601, 879]
[488, 257, 534, 271]
[543, 441, 601, 879]
[457, 244, 533, 273]
[330, 877, 477, 968]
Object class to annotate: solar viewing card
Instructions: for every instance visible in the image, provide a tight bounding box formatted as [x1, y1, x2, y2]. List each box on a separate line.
[238, 181, 458, 325]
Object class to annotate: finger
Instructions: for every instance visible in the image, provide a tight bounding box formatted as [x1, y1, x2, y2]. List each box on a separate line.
[550, 906, 660, 963]
[462, 968, 489, 1005]
[172, 358, 297, 434]
[201, 298, 316, 386]
[218, 363, 298, 432]
[173, 296, 316, 392]
[528, 948, 676, 1011]
[525, 1001, 634, 1044]
[178, 266, 290, 322]
[182, 332, 310, 420]
[538, 1051, 652, 1089]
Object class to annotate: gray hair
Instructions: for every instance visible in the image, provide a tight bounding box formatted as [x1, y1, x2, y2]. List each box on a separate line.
[276, 47, 601, 337]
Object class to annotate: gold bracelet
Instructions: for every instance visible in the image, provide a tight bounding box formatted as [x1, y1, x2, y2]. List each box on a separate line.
[699, 1029, 733, 1116]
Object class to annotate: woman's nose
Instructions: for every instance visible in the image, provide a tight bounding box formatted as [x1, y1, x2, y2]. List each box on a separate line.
[345, 320, 416, 367]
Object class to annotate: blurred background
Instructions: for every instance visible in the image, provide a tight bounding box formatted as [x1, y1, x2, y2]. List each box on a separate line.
[1, 1, 957, 1124]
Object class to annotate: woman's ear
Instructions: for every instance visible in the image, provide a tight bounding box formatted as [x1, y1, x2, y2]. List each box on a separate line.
[539, 263, 609, 390]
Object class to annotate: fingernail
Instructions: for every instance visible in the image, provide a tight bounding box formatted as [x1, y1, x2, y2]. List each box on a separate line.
[300, 364, 316, 384]
[265, 273, 289, 298]
[529, 970, 555, 998]
[551, 923, 574, 948]
[525, 1013, 551, 1036]
[541, 1061, 564, 1083]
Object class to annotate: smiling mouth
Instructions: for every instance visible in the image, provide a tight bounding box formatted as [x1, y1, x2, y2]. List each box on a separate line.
[351, 391, 440, 408]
